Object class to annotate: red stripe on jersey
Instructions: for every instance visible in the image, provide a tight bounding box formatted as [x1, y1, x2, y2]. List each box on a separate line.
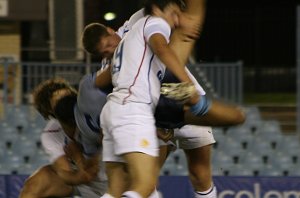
[123, 16, 151, 104]
[44, 128, 61, 133]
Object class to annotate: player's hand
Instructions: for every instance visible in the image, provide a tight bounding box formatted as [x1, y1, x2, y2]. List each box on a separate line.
[157, 128, 174, 142]
[85, 155, 100, 176]
[185, 91, 200, 106]
[64, 142, 85, 169]
[160, 82, 198, 103]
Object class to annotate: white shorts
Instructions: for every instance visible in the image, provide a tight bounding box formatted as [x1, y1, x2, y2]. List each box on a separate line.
[160, 125, 216, 150]
[100, 100, 159, 162]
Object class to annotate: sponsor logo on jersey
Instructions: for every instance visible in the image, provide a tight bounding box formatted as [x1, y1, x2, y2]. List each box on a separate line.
[140, 138, 150, 148]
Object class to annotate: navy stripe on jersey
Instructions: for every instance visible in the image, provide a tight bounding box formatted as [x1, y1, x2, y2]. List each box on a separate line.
[147, 54, 155, 104]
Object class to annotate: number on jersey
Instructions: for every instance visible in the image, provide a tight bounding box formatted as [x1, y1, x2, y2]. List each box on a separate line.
[112, 41, 124, 74]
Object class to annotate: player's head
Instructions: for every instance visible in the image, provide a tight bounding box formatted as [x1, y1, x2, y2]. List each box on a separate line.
[81, 23, 121, 58]
[144, 0, 184, 29]
[33, 78, 77, 126]
[51, 89, 77, 127]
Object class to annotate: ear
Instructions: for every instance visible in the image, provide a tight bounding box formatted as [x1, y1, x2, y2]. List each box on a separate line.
[106, 27, 115, 35]
[152, 5, 163, 17]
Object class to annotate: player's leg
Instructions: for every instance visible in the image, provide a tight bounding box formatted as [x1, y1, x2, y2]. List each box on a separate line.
[122, 152, 159, 198]
[169, 0, 206, 66]
[184, 145, 217, 198]
[19, 165, 73, 198]
[176, 125, 216, 198]
[102, 162, 129, 197]
[184, 99, 246, 127]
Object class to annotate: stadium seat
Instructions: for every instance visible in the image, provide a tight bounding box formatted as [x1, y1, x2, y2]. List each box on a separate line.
[248, 138, 275, 163]
[239, 152, 265, 170]
[260, 164, 282, 176]
[161, 163, 178, 176]
[228, 164, 255, 176]
[277, 134, 300, 151]
[12, 138, 37, 160]
[212, 165, 224, 176]
[2, 126, 18, 146]
[217, 139, 245, 164]
[289, 165, 300, 176]
[226, 126, 253, 149]
[213, 151, 235, 171]
[270, 151, 294, 171]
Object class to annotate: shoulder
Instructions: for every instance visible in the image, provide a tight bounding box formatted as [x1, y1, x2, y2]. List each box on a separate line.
[41, 119, 65, 146]
[43, 119, 62, 134]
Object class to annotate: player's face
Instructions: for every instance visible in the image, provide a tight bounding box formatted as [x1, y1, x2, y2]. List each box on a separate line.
[97, 29, 121, 58]
[161, 3, 181, 29]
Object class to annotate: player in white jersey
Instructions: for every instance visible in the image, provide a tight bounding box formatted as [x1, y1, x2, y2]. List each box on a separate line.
[20, 79, 107, 198]
[99, 0, 205, 197]
[82, 1, 244, 198]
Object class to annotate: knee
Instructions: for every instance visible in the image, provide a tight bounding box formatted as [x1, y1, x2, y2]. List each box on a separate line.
[235, 108, 246, 125]
[20, 176, 40, 197]
[20, 166, 52, 197]
[188, 166, 212, 188]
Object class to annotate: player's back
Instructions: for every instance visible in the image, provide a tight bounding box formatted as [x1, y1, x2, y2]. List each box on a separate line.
[109, 16, 169, 107]
[74, 73, 107, 146]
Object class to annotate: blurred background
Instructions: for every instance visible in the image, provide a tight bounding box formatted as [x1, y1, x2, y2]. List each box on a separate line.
[0, 0, 300, 196]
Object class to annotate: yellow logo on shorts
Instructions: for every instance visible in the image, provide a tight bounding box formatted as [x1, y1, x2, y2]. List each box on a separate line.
[140, 139, 150, 148]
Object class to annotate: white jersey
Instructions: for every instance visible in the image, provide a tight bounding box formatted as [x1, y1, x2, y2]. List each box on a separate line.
[100, 9, 145, 70]
[108, 16, 170, 108]
[74, 73, 107, 155]
[40, 119, 107, 197]
[116, 9, 144, 38]
[41, 119, 67, 163]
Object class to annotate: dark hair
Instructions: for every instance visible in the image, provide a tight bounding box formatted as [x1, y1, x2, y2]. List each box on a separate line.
[53, 94, 77, 126]
[144, 0, 185, 15]
[33, 78, 77, 120]
[81, 23, 109, 56]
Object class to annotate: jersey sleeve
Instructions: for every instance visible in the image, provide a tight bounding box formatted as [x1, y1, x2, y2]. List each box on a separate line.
[185, 67, 206, 95]
[144, 17, 171, 44]
[116, 8, 145, 38]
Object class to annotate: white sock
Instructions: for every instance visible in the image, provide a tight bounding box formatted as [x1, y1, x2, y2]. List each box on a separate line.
[148, 188, 160, 198]
[100, 193, 115, 198]
[121, 191, 142, 198]
[194, 184, 217, 198]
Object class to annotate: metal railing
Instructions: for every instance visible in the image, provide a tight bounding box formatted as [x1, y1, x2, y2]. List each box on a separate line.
[0, 61, 244, 105]
[188, 61, 243, 104]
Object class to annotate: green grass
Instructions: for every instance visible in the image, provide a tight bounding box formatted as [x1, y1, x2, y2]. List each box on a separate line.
[243, 92, 296, 105]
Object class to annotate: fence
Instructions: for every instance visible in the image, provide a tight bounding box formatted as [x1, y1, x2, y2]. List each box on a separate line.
[188, 61, 243, 104]
[0, 61, 243, 105]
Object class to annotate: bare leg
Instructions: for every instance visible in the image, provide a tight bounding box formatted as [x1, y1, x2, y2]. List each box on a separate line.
[19, 165, 73, 198]
[105, 162, 129, 197]
[122, 152, 159, 198]
[170, 0, 206, 66]
[184, 145, 213, 192]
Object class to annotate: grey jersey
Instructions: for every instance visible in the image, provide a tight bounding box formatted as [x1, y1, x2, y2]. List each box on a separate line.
[74, 73, 107, 155]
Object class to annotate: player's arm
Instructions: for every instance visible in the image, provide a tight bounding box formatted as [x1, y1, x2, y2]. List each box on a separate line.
[64, 140, 85, 169]
[52, 156, 95, 185]
[95, 65, 112, 88]
[149, 33, 192, 83]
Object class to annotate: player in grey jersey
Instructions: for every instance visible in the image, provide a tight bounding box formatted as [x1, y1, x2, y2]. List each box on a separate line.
[19, 78, 107, 198]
